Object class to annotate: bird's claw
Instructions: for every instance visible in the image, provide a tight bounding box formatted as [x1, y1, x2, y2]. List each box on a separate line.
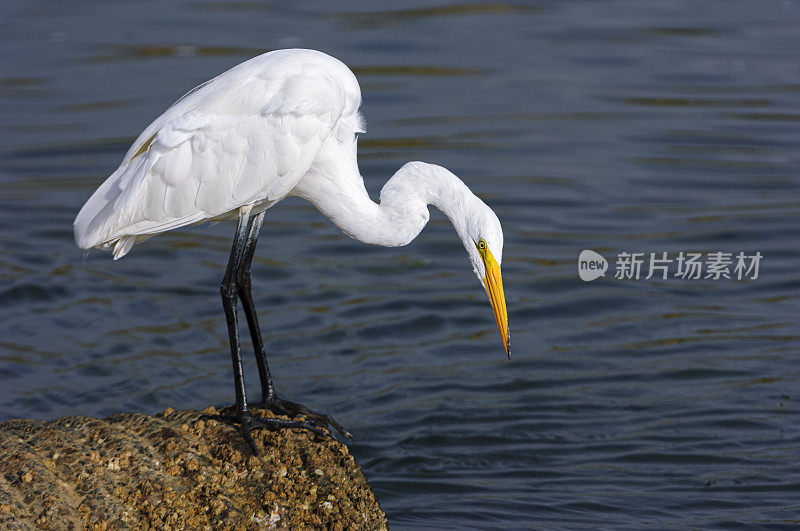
[237, 410, 330, 456]
[250, 397, 354, 442]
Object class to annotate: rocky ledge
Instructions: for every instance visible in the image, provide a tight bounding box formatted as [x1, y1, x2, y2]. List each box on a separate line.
[0, 406, 387, 529]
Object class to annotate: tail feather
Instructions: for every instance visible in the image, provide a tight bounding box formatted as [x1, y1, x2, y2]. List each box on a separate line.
[74, 169, 125, 250]
[74, 150, 160, 256]
[112, 236, 136, 260]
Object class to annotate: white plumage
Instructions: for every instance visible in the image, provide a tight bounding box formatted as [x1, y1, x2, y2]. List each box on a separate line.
[75, 49, 363, 259]
[74, 49, 509, 450]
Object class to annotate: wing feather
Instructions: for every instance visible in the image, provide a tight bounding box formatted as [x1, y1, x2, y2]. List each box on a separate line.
[74, 49, 363, 258]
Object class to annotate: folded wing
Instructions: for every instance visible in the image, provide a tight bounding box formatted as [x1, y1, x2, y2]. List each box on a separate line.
[74, 50, 361, 259]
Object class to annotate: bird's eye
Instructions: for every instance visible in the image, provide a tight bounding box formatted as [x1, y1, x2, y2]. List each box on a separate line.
[478, 239, 486, 250]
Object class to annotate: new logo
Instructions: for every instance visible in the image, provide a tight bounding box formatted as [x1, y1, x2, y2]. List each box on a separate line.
[578, 250, 608, 282]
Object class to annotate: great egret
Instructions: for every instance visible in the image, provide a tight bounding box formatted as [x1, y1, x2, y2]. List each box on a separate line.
[74, 49, 508, 453]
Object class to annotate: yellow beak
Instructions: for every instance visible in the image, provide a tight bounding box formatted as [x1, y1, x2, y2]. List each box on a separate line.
[481, 249, 510, 359]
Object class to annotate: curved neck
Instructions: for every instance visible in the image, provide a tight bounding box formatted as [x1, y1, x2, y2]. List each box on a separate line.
[292, 157, 475, 247]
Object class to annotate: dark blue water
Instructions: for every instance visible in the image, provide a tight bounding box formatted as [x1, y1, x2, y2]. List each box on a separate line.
[2, 1, 799, 527]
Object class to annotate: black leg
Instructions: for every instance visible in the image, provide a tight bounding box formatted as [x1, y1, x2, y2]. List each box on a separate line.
[221, 207, 327, 455]
[235, 211, 277, 400]
[221, 207, 252, 418]
[234, 211, 354, 442]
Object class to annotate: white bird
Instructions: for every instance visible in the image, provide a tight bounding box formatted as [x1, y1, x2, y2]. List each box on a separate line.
[74, 49, 508, 453]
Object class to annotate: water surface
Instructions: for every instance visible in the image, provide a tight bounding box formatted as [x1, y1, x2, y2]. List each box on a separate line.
[1, 1, 799, 527]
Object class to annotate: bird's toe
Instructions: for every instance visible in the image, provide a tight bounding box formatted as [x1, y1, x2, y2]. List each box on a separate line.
[255, 397, 353, 442]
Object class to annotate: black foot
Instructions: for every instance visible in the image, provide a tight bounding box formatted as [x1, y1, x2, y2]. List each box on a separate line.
[251, 396, 354, 442]
[233, 410, 329, 456]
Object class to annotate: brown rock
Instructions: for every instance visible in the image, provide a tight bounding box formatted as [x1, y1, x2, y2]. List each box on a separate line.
[0, 407, 387, 529]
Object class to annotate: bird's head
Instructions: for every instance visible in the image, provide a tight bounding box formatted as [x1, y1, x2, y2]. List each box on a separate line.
[377, 161, 510, 358]
[461, 198, 510, 359]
